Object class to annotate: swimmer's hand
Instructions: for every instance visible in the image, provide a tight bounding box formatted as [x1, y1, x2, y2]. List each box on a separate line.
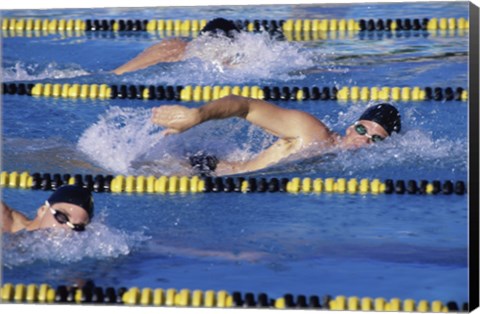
[151, 105, 201, 136]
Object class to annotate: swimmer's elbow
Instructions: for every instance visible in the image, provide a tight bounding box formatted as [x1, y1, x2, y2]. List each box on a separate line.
[112, 67, 126, 75]
[233, 95, 259, 116]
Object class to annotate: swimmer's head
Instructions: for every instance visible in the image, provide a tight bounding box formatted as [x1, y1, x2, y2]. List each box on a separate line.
[200, 18, 241, 39]
[48, 185, 94, 220]
[24, 185, 94, 232]
[358, 103, 401, 135]
[343, 103, 401, 148]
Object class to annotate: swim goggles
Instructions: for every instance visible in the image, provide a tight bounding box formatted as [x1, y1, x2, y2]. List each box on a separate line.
[354, 122, 385, 143]
[45, 201, 86, 232]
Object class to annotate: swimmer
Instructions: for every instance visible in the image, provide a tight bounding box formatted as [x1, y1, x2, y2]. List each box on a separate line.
[1, 185, 94, 233]
[151, 95, 401, 176]
[113, 18, 242, 75]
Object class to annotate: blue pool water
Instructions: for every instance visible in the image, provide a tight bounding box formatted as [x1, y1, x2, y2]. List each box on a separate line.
[1, 2, 469, 306]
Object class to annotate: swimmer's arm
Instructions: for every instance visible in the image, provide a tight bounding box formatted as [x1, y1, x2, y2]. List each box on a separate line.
[112, 38, 188, 75]
[199, 95, 333, 142]
[152, 95, 333, 141]
[215, 155, 274, 175]
[216, 138, 303, 175]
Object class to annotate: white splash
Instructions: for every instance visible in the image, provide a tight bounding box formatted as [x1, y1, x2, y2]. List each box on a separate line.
[184, 32, 315, 81]
[2, 212, 150, 267]
[77, 106, 273, 175]
[2, 61, 90, 82]
[77, 107, 164, 174]
[127, 31, 317, 86]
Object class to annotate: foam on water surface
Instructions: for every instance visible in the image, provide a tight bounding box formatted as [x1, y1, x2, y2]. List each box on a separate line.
[2, 61, 90, 82]
[2, 211, 151, 268]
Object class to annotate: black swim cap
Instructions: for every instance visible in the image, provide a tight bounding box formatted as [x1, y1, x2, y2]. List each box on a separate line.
[358, 103, 401, 135]
[200, 18, 241, 39]
[48, 185, 94, 219]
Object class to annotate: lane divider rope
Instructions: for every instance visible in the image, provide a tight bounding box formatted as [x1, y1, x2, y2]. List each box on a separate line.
[283, 26, 468, 41]
[1, 17, 470, 33]
[0, 171, 467, 195]
[3, 83, 469, 102]
[1, 26, 468, 40]
[0, 282, 468, 311]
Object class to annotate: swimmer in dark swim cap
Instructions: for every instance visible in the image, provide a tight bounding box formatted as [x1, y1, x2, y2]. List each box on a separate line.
[151, 95, 402, 175]
[199, 18, 241, 39]
[342, 103, 401, 149]
[113, 18, 249, 75]
[359, 103, 401, 135]
[2, 185, 94, 233]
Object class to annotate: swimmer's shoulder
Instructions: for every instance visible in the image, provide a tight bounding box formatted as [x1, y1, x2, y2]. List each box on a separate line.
[285, 110, 337, 145]
[1, 201, 29, 233]
[303, 125, 339, 148]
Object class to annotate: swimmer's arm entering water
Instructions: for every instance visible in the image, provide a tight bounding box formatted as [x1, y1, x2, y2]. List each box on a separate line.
[151, 95, 337, 174]
[112, 38, 188, 75]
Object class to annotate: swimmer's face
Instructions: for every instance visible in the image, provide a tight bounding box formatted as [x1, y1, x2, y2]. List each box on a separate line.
[343, 120, 389, 149]
[37, 202, 90, 232]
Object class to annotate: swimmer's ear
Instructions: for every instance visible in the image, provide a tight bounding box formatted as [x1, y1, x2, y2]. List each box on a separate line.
[37, 205, 47, 218]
